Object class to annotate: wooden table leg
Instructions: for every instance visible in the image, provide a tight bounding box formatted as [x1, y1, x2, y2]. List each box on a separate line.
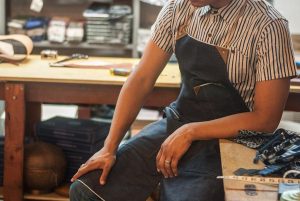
[26, 102, 41, 139]
[77, 105, 92, 119]
[4, 83, 25, 201]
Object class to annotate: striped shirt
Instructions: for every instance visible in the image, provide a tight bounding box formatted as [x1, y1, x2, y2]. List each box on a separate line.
[151, 0, 297, 110]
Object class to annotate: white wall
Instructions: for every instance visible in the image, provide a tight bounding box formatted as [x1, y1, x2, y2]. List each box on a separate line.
[0, 0, 5, 34]
[274, 0, 300, 34]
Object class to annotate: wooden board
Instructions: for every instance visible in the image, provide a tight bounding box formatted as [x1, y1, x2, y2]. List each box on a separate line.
[0, 55, 180, 88]
[0, 187, 69, 201]
[3, 83, 25, 201]
[219, 139, 278, 201]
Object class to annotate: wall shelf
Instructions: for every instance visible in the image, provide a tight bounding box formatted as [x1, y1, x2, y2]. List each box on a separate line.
[4, 0, 140, 57]
[32, 41, 134, 57]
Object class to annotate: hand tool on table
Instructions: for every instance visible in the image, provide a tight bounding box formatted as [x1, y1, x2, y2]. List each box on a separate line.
[49, 53, 134, 76]
[49, 53, 88, 67]
[110, 68, 131, 76]
[41, 49, 58, 60]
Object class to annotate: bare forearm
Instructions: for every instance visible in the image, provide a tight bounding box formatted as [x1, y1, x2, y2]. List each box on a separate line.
[186, 110, 280, 141]
[186, 79, 290, 141]
[104, 70, 154, 153]
[104, 40, 171, 153]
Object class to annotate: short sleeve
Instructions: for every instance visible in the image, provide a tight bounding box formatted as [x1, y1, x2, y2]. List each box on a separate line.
[256, 19, 297, 82]
[150, 1, 175, 53]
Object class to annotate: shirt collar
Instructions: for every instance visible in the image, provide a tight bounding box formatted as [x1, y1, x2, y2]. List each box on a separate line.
[201, 0, 246, 23]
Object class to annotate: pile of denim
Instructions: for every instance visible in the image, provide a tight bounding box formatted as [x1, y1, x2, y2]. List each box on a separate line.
[233, 128, 300, 178]
[36, 116, 110, 181]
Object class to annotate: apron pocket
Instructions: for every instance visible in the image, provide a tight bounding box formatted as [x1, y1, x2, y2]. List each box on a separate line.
[194, 83, 248, 117]
[163, 106, 185, 134]
[194, 83, 231, 102]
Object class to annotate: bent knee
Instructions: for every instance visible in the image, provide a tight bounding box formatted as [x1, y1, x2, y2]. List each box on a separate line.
[69, 180, 101, 201]
[69, 181, 82, 201]
[69, 180, 98, 201]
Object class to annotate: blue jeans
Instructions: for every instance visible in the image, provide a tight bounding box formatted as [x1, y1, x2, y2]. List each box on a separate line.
[69, 119, 224, 201]
[69, 179, 102, 201]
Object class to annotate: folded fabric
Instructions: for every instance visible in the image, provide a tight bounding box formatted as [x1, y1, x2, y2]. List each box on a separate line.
[232, 128, 300, 177]
[232, 129, 273, 149]
[0, 34, 33, 63]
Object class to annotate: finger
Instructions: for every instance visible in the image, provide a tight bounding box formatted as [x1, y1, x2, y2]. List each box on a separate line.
[71, 161, 98, 182]
[99, 164, 112, 185]
[158, 152, 168, 178]
[156, 149, 162, 172]
[81, 158, 93, 167]
[80, 161, 91, 168]
[170, 156, 179, 176]
[164, 157, 174, 178]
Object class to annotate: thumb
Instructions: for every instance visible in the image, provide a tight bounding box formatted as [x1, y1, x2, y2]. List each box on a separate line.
[99, 165, 112, 185]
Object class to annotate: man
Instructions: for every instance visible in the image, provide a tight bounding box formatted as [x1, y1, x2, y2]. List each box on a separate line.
[70, 0, 297, 200]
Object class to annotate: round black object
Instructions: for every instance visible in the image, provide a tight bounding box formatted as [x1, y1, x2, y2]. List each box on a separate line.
[24, 141, 67, 194]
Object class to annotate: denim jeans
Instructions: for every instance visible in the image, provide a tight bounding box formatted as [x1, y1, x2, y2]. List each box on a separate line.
[70, 179, 103, 201]
[69, 119, 224, 201]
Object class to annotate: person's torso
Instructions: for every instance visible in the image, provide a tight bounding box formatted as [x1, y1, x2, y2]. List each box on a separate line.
[171, 0, 287, 110]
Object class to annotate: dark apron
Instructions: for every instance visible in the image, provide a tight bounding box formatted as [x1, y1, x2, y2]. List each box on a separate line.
[74, 3, 250, 201]
[160, 2, 249, 200]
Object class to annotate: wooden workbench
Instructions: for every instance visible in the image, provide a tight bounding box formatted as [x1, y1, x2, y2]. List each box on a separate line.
[0, 55, 299, 201]
[0, 55, 180, 201]
[220, 140, 279, 201]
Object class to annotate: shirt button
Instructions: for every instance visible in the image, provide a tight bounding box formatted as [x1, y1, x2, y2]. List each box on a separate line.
[208, 33, 212, 37]
[211, 10, 218, 14]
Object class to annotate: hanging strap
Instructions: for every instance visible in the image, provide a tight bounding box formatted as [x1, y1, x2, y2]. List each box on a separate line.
[171, 3, 196, 52]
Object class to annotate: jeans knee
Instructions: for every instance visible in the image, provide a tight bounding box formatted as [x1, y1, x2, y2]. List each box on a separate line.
[69, 180, 101, 201]
[69, 181, 81, 201]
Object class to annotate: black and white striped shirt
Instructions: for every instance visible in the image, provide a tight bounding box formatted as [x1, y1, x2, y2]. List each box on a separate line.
[151, 0, 297, 110]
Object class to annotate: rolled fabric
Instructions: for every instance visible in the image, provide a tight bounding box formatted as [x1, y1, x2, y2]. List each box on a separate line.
[0, 34, 33, 63]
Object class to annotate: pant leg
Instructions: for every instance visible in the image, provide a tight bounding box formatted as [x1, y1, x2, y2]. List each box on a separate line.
[160, 140, 224, 201]
[69, 179, 102, 201]
[70, 118, 225, 201]
[70, 119, 168, 201]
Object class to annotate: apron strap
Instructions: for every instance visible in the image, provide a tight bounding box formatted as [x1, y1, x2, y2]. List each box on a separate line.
[175, 11, 195, 41]
[172, 4, 196, 51]
[215, 46, 230, 65]
[219, 0, 248, 63]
